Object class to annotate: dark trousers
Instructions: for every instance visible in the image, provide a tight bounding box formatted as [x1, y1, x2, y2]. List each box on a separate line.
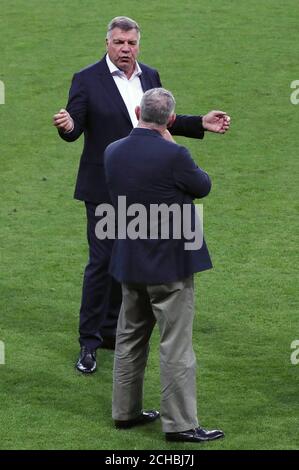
[79, 202, 122, 349]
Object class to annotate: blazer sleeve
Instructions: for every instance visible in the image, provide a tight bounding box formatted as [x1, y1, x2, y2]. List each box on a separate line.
[155, 70, 163, 87]
[173, 146, 211, 199]
[169, 114, 205, 140]
[58, 73, 87, 142]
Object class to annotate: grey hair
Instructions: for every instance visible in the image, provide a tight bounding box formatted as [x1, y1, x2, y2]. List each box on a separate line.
[106, 16, 140, 40]
[140, 88, 176, 126]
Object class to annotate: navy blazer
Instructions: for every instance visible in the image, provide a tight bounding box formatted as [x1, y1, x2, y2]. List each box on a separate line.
[104, 128, 212, 284]
[59, 55, 205, 203]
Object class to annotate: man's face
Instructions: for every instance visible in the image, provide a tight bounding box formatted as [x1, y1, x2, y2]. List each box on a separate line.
[106, 27, 140, 76]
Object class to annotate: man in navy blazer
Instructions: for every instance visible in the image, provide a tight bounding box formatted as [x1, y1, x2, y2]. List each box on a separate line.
[105, 124, 213, 285]
[53, 16, 230, 374]
[104, 88, 224, 443]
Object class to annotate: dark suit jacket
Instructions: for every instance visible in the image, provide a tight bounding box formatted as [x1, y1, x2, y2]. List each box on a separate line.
[104, 128, 212, 284]
[59, 55, 205, 203]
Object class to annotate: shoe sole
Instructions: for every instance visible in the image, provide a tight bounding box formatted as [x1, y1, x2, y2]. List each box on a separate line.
[166, 433, 224, 443]
[115, 419, 158, 429]
[76, 365, 97, 374]
[115, 413, 160, 429]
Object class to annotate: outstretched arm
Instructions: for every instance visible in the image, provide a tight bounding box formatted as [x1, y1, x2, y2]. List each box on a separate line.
[155, 70, 231, 138]
[169, 110, 230, 139]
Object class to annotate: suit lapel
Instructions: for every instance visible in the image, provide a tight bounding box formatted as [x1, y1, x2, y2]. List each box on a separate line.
[139, 67, 152, 92]
[95, 57, 153, 123]
[96, 57, 132, 125]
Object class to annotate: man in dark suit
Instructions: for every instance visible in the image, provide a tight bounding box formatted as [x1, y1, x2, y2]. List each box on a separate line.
[53, 16, 230, 374]
[104, 87, 224, 443]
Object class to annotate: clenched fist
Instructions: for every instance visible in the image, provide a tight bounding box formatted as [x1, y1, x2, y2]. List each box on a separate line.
[53, 108, 74, 133]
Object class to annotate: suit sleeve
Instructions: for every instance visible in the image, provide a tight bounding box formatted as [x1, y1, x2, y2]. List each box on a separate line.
[155, 70, 163, 87]
[173, 146, 211, 199]
[169, 114, 205, 139]
[157, 70, 205, 140]
[58, 73, 87, 142]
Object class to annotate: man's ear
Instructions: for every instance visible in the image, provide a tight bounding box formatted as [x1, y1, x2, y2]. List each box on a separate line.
[105, 38, 109, 49]
[167, 113, 176, 128]
[135, 106, 141, 120]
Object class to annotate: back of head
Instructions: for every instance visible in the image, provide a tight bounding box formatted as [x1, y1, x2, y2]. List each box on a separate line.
[140, 88, 176, 126]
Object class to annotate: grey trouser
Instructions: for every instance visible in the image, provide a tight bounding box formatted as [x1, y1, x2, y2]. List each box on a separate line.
[112, 276, 199, 433]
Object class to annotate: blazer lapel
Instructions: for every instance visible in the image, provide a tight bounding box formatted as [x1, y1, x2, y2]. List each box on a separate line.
[139, 67, 152, 92]
[96, 56, 132, 124]
[95, 57, 153, 123]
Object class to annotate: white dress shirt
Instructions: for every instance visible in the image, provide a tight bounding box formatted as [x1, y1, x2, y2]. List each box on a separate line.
[106, 54, 144, 128]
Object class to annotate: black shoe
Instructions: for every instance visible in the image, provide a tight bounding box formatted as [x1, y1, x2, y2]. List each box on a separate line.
[166, 426, 224, 443]
[115, 410, 160, 429]
[101, 336, 116, 350]
[76, 346, 97, 374]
